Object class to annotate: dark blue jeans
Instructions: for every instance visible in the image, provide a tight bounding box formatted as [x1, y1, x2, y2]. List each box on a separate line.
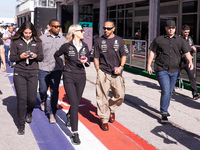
[156, 71, 179, 114]
[4, 45, 13, 65]
[38, 70, 62, 114]
[4, 45, 10, 64]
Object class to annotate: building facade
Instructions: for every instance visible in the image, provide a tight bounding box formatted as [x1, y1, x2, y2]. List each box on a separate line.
[55, 0, 200, 45]
[16, 0, 56, 31]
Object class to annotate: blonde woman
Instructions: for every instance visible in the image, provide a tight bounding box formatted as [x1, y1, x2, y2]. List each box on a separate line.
[54, 24, 90, 145]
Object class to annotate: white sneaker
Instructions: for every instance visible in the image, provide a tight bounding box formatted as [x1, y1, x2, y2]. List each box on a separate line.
[49, 114, 56, 124]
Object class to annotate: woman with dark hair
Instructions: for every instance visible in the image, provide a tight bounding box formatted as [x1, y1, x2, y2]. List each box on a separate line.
[54, 24, 90, 145]
[10, 21, 44, 135]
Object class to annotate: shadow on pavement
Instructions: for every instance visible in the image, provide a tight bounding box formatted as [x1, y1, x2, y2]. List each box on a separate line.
[2, 96, 18, 128]
[151, 124, 200, 149]
[133, 79, 160, 90]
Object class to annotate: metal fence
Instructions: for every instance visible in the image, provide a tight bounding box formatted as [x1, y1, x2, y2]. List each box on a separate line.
[124, 39, 200, 84]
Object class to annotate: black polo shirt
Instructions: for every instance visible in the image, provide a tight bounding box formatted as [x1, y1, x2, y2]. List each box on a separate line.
[150, 34, 190, 72]
[93, 35, 129, 75]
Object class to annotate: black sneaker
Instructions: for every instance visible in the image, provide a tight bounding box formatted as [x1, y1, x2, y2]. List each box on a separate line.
[193, 93, 200, 100]
[71, 133, 81, 145]
[26, 113, 33, 123]
[161, 114, 168, 123]
[17, 129, 25, 135]
[167, 112, 170, 118]
[66, 113, 71, 127]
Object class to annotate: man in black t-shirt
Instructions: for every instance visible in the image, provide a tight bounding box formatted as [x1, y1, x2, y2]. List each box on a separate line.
[93, 21, 129, 131]
[0, 38, 6, 72]
[147, 20, 193, 123]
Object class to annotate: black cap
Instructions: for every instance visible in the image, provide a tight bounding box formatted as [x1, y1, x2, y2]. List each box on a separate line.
[166, 20, 176, 27]
[182, 24, 190, 30]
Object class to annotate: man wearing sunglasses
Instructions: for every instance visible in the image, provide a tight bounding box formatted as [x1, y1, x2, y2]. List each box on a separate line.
[38, 19, 66, 123]
[93, 21, 129, 131]
[179, 25, 199, 100]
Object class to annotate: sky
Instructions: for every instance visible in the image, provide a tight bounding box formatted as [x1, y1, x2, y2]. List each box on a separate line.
[0, 0, 21, 18]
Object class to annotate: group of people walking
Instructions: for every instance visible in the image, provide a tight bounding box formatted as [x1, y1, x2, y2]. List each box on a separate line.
[1, 18, 198, 145]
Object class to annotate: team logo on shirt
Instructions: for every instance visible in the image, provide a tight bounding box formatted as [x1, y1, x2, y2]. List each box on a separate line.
[101, 40, 107, 52]
[19, 43, 23, 46]
[80, 48, 86, 57]
[68, 46, 75, 56]
[102, 40, 106, 45]
[113, 40, 119, 51]
[31, 44, 36, 46]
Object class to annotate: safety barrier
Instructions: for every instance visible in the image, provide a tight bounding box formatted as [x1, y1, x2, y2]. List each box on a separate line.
[123, 39, 200, 85]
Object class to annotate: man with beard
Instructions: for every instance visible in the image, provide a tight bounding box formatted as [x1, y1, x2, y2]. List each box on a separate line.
[39, 19, 66, 123]
[93, 21, 129, 131]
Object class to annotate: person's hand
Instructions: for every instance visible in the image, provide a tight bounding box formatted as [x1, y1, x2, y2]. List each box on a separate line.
[188, 62, 194, 70]
[191, 46, 196, 52]
[20, 52, 30, 59]
[80, 57, 88, 64]
[29, 52, 37, 59]
[147, 66, 152, 75]
[114, 66, 123, 74]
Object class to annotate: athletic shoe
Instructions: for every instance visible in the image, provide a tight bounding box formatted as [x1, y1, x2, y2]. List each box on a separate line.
[49, 114, 56, 124]
[26, 112, 33, 123]
[17, 129, 25, 135]
[161, 114, 168, 123]
[193, 93, 200, 100]
[167, 112, 170, 118]
[40, 101, 46, 111]
[71, 133, 81, 145]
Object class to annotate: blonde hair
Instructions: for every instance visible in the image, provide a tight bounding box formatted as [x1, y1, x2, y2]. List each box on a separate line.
[66, 24, 82, 43]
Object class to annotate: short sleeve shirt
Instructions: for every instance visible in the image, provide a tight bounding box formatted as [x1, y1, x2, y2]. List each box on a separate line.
[93, 35, 129, 74]
[149, 34, 190, 72]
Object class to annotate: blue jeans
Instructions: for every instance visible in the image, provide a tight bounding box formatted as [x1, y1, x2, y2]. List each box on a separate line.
[156, 71, 179, 114]
[4, 45, 10, 64]
[38, 70, 62, 114]
[4, 45, 13, 65]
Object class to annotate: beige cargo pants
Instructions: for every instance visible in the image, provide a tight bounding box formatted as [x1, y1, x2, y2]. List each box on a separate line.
[96, 69, 125, 123]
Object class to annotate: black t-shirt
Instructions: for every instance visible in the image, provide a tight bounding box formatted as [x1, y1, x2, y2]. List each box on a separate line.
[149, 34, 190, 72]
[93, 35, 129, 74]
[0, 38, 3, 45]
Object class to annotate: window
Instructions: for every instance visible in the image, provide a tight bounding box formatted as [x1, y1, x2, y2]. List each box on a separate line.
[118, 10, 124, 18]
[182, 1, 198, 13]
[125, 9, 132, 17]
[125, 19, 132, 38]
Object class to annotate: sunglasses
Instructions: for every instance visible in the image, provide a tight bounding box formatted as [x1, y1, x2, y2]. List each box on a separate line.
[103, 27, 114, 31]
[75, 29, 84, 33]
[51, 25, 61, 29]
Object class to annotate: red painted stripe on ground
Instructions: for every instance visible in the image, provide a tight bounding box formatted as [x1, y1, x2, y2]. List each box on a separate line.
[58, 86, 156, 150]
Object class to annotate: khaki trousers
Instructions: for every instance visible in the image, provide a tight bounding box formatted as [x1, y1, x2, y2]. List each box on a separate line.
[96, 69, 125, 123]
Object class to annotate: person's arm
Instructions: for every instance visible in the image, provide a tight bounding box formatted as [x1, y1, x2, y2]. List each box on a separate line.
[0, 45, 6, 72]
[184, 52, 194, 70]
[94, 58, 99, 72]
[54, 44, 65, 70]
[147, 51, 155, 75]
[2, 34, 11, 40]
